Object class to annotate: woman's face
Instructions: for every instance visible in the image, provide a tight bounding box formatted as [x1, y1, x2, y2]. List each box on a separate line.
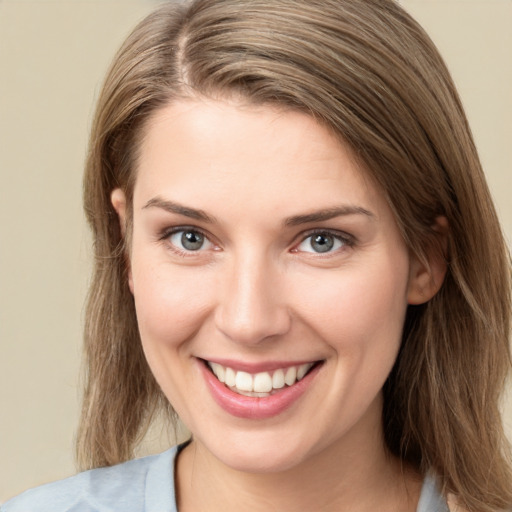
[113, 98, 428, 473]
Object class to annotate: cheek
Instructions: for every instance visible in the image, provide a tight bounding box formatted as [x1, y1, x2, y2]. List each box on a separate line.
[130, 257, 213, 350]
[129, 257, 216, 412]
[295, 260, 410, 353]
[297, 260, 410, 421]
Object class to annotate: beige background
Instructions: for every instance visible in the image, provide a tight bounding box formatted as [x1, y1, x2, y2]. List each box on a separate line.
[0, 0, 511, 503]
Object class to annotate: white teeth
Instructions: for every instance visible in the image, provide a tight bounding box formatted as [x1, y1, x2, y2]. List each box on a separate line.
[208, 361, 317, 395]
[284, 366, 297, 386]
[235, 371, 253, 392]
[272, 369, 285, 389]
[253, 372, 273, 393]
[225, 367, 236, 387]
[210, 363, 225, 383]
[297, 362, 314, 380]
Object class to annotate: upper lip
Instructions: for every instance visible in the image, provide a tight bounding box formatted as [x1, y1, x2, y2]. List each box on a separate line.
[199, 357, 322, 374]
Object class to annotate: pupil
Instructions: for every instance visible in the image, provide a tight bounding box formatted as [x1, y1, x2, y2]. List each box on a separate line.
[311, 233, 334, 253]
[182, 231, 203, 250]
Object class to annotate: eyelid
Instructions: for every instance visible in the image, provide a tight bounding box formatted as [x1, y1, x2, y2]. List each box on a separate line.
[292, 228, 355, 253]
[157, 225, 354, 257]
[158, 225, 218, 255]
[158, 224, 207, 240]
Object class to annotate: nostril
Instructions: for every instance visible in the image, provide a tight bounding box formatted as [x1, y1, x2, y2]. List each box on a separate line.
[214, 309, 291, 345]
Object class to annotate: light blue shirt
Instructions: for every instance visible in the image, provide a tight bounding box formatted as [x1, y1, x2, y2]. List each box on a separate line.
[2, 445, 449, 511]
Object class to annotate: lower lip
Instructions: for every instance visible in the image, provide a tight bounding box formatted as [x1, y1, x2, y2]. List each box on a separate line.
[199, 361, 321, 420]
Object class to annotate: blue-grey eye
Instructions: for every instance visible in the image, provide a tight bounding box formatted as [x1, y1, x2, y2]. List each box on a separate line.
[297, 232, 345, 253]
[169, 230, 212, 251]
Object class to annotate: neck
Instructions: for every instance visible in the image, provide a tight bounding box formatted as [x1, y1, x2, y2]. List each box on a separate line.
[175, 401, 422, 512]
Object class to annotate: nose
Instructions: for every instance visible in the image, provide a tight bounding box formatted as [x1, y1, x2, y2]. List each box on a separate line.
[214, 252, 291, 345]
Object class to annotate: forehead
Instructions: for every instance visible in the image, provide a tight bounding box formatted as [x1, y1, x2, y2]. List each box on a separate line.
[133, 98, 385, 220]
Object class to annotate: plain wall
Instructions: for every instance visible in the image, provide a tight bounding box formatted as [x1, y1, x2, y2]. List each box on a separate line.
[0, 0, 511, 503]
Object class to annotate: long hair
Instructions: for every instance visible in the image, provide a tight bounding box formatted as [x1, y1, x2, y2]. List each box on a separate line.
[79, 1, 512, 509]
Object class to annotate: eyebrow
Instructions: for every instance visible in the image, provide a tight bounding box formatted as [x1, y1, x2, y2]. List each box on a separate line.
[284, 206, 375, 226]
[143, 197, 216, 223]
[143, 197, 374, 226]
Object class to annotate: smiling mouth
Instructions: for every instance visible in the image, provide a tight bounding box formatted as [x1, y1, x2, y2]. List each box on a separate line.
[205, 360, 321, 397]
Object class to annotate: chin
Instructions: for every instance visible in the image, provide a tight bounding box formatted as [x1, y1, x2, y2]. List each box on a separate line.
[217, 448, 307, 474]
[197, 428, 319, 474]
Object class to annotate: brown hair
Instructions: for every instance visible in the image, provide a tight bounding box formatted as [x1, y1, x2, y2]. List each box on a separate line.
[79, 1, 512, 510]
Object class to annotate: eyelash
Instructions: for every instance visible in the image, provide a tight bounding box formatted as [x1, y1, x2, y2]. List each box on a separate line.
[293, 229, 355, 255]
[158, 226, 215, 257]
[158, 226, 355, 257]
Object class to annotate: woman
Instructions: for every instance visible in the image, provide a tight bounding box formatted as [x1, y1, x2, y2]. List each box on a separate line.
[3, 0, 511, 511]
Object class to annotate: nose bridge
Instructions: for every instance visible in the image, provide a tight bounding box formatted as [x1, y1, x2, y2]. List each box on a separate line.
[215, 246, 290, 344]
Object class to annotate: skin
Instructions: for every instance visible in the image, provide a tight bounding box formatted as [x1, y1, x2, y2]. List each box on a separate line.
[112, 98, 446, 512]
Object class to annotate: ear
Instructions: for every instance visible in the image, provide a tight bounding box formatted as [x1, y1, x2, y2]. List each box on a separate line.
[111, 188, 134, 294]
[111, 188, 127, 235]
[407, 216, 449, 305]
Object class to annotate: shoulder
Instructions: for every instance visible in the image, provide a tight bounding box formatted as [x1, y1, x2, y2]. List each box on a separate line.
[417, 474, 470, 512]
[417, 473, 450, 512]
[1, 447, 178, 512]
